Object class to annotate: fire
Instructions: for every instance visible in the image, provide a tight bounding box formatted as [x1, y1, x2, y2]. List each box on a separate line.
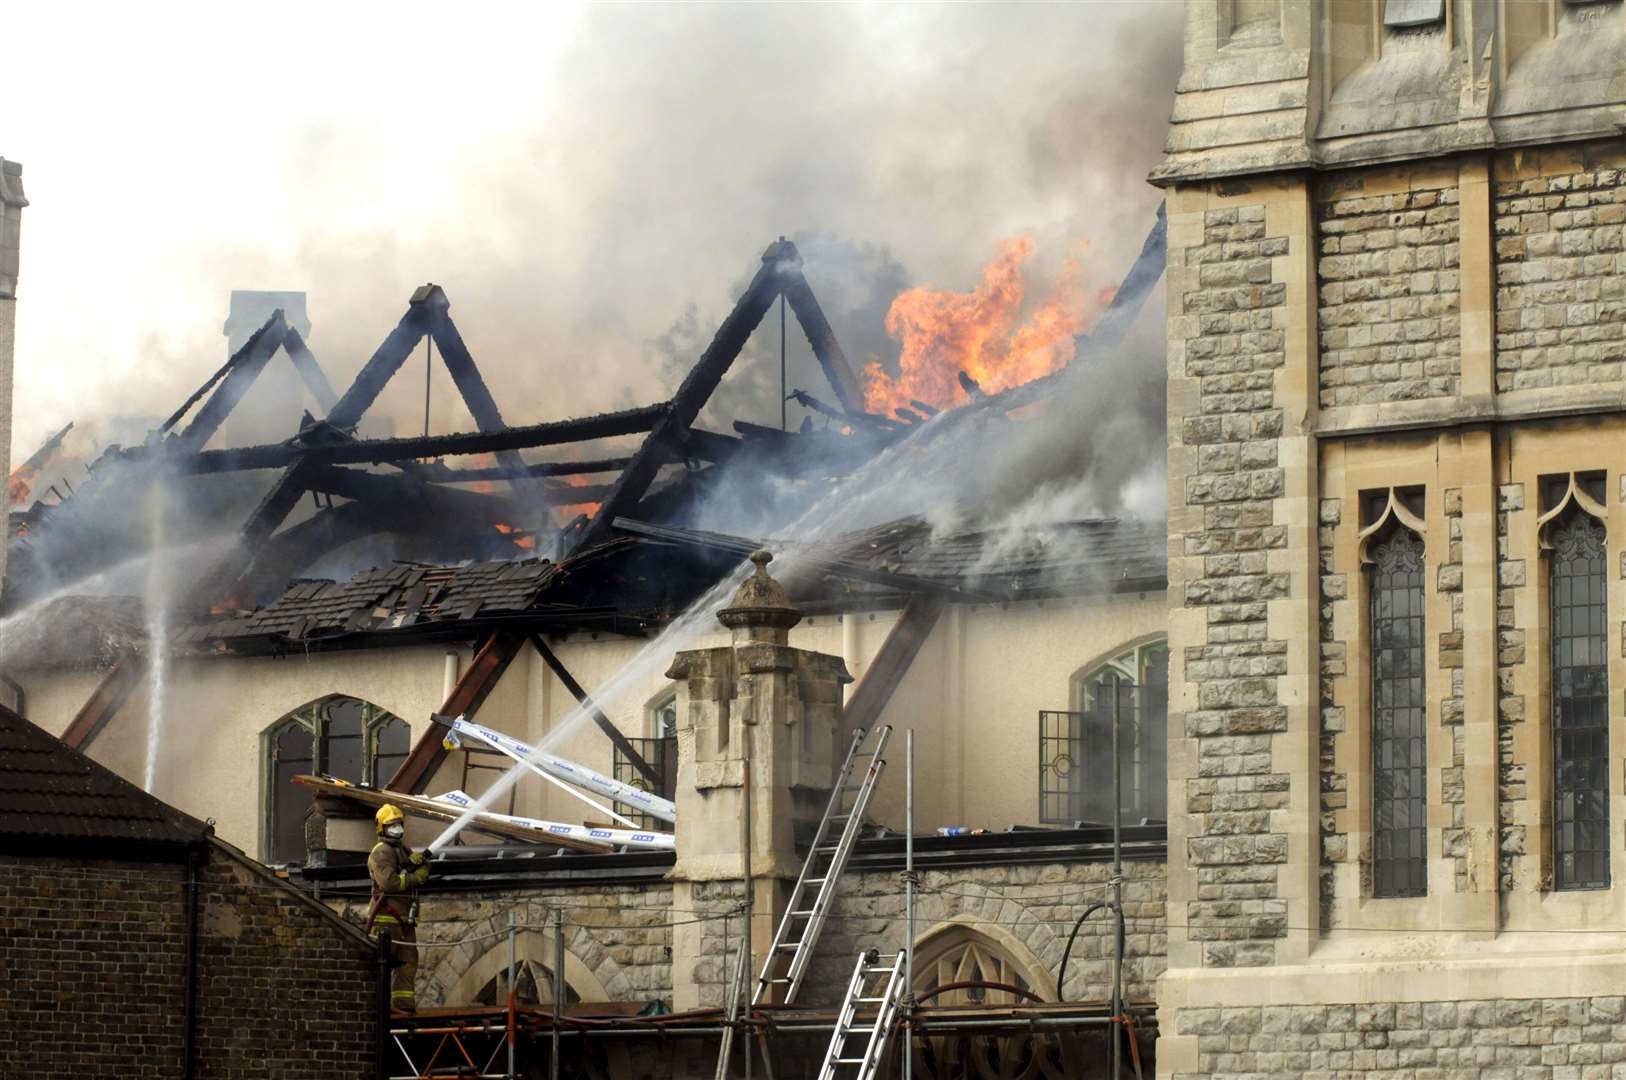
[8, 464, 37, 508]
[557, 472, 600, 519]
[862, 237, 1109, 416]
[493, 522, 537, 551]
[462, 452, 499, 495]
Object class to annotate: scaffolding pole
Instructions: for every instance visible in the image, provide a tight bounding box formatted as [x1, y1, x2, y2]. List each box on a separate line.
[903, 729, 915, 1080]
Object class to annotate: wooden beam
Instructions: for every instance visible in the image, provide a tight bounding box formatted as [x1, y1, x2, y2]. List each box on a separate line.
[175, 312, 289, 453]
[570, 239, 796, 554]
[426, 305, 527, 478]
[126, 402, 670, 476]
[387, 632, 525, 795]
[840, 595, 945, 742]
[293, 774, 610, 852]
[60, 656, 146, 751]
[780, 265, 865, 413]
[281, 326, 339, 413]
[527, 632, 661, 788]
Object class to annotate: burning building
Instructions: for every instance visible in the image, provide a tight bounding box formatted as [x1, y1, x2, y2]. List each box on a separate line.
[1, 214, 1174, 1076]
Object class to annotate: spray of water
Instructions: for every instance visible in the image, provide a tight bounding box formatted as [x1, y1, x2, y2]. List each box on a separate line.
[427, 402, 1025, 852]
[142, 485, 172, 794]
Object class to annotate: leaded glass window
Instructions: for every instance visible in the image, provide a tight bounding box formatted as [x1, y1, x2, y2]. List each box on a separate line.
[265, 697, 409, 865]
[1371, 526, 1427, 898]
[1041, 642, 1168, 826]
[1551, 508, 1610, 890]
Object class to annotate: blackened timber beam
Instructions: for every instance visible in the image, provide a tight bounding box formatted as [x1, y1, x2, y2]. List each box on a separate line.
[780, 265, 865, 413]
[138, 403, 670, 475]
[526, 632, 662, 788]
[1075, 200, 1166, 354]
[388, 632, 526, 794]
[840, 595, 945, 743]
[60, 655, 146, 750]
[423, 303, 527, 477]
[176, 312, 289, 452]
[326, 300, 434, 430]
[282, 327, 339, 413]
[571, 239, 797, 554]
[414, 456, 634, 484]
[161, 313, 282, 434]
[672, 428, 742, 464]
[189, 460, 318, 609]
[302, 465, 523, 517]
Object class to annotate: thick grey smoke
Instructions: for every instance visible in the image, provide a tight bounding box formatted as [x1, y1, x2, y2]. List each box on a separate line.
[7, 3, 1181, 461]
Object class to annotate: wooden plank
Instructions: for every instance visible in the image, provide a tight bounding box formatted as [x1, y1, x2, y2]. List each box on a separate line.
[176, 312, 289, 452]
[840, 595, 945, 742]
[528, 633, 661, 788]
[386, 632, 525, 794]
[292, 774, 611, 853]
[281, 326, 340, 413]
[60, 656, 146, 750]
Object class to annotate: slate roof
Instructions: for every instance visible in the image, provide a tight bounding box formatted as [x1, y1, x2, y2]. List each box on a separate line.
[831, 516, 1167, 595]
[0, 705, 212, 850]
[0, 594, 145, 669]
[183, 557, 561, 646]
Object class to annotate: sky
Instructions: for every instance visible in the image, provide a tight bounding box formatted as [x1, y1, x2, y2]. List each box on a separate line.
[1, 1, 1183, 467]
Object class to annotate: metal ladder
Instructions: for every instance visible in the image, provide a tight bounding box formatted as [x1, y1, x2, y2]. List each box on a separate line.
[817, 949, 907, 1080]
[754, 723, 892, 1007]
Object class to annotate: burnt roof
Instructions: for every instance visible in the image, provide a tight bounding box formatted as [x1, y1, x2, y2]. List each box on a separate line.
[0, 593, 146, 669]
[0, 705, 213, 853]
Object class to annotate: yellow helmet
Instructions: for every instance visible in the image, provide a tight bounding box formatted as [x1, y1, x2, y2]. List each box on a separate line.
[376, 804, 405, 833]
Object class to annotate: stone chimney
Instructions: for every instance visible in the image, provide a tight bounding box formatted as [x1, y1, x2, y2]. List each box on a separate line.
[0, 158, 27, 592]
[665, 550, 851, 1009]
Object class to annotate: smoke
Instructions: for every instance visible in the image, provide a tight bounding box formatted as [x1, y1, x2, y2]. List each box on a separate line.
[6, 3, 1181, 458]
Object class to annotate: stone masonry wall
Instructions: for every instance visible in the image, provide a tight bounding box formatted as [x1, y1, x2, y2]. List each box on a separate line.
[802, 860, 1168, 1011]
[1173, 199, 1294, 967]
[1439, 486, 1471, 893]
[1316, 495, 1347, 926]
[1493, 146, 1626, 393]
[1496, 481, 1530, 891]
[1317, 178, 1461, 407]
[0, 850, 377, 1079]
[334, 881, 677, 1008]
[1172, 995, 1626, 1079]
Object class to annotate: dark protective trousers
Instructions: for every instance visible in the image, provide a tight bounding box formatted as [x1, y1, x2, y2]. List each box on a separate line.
[379, 921, 418, 1013]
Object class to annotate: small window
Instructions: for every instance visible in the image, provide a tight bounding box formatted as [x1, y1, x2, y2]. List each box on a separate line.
[1369, 523, 1428, 898]
[265, 696, 410, 865]
[1384, 0, 1445, 28]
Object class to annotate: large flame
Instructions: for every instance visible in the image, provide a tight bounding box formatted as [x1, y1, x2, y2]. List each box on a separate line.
[8, 464, 37, 508]
[556, 472, 601, 520]
[862, 237, 1107, 416]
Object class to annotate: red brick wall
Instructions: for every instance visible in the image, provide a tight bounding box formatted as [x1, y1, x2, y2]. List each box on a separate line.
[0, 847, 377, 1078]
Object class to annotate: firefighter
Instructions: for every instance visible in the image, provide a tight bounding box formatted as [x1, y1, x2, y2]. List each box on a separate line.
[367, 803, 430, 1013]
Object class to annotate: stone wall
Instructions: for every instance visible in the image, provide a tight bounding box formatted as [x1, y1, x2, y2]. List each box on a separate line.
[333, 880, 678, 1009]
[0, 847, 377, 1078]
[800, 860, 1168, 1010]
[1493, 144, 1626, 394]
[1317, 175, 1461, 408]
[1496, 479, 1530, 892]
[1167, 187, 1300, 969]
[1171, 996, 1626, 1078]
[1316, 495, 1347, 926]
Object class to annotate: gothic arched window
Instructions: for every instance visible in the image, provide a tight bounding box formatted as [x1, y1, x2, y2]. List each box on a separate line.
[264, 696, 410, 865]
[1041, 641, 1167, 826]
[1368, 523, 1427, 898]
[1541, 472, 1611, 891]
[913, 927, 1048, 1008]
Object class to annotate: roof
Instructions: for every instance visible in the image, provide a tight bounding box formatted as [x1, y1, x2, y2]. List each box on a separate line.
[0, 705, 213, 852]
[0, 594, 146, 669]
[189, 557, 561, 645]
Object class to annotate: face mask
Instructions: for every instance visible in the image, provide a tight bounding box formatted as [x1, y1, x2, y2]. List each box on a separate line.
[385, 824, 405, 840]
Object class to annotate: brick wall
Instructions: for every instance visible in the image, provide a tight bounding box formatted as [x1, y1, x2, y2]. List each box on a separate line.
[0, 847, 377, 1078]
[1317, 179, 1461, 408]
[1170, 197, 1295, 968]
[1494, 149, 1626, 393]
[1172, 995, 1626, 1078]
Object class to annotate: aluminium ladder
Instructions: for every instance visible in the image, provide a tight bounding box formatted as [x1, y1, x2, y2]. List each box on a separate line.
[753, 723, 893, 1007]
[816, 949, 907, 1080]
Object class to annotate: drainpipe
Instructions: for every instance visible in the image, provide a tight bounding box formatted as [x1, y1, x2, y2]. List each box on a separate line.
[0, 671, 24, 717]
[442, 650, 461, 703]
[182, 843, 204, 1080]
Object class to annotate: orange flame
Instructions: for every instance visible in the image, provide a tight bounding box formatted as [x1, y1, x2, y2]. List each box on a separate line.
[493, 522, 538, 551]
[557, 472, 600, 519]
[8, 464, 37, 508]
[463, 452, 499, 495]
[862, 237, 1108, 416]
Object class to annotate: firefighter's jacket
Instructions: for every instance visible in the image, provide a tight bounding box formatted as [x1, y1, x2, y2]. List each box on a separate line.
[368, 838, 422, 928]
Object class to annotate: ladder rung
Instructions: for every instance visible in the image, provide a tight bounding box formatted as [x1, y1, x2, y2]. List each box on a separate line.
[816, 844, 839, 852]
[805, 877, 826, 885]
[764, 978, 791, 984]
[856, 996, 887, 1003]
[775, 942, 799, 951]
[791, 909, 817, 917]
[835, 1058, 868, 1065]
